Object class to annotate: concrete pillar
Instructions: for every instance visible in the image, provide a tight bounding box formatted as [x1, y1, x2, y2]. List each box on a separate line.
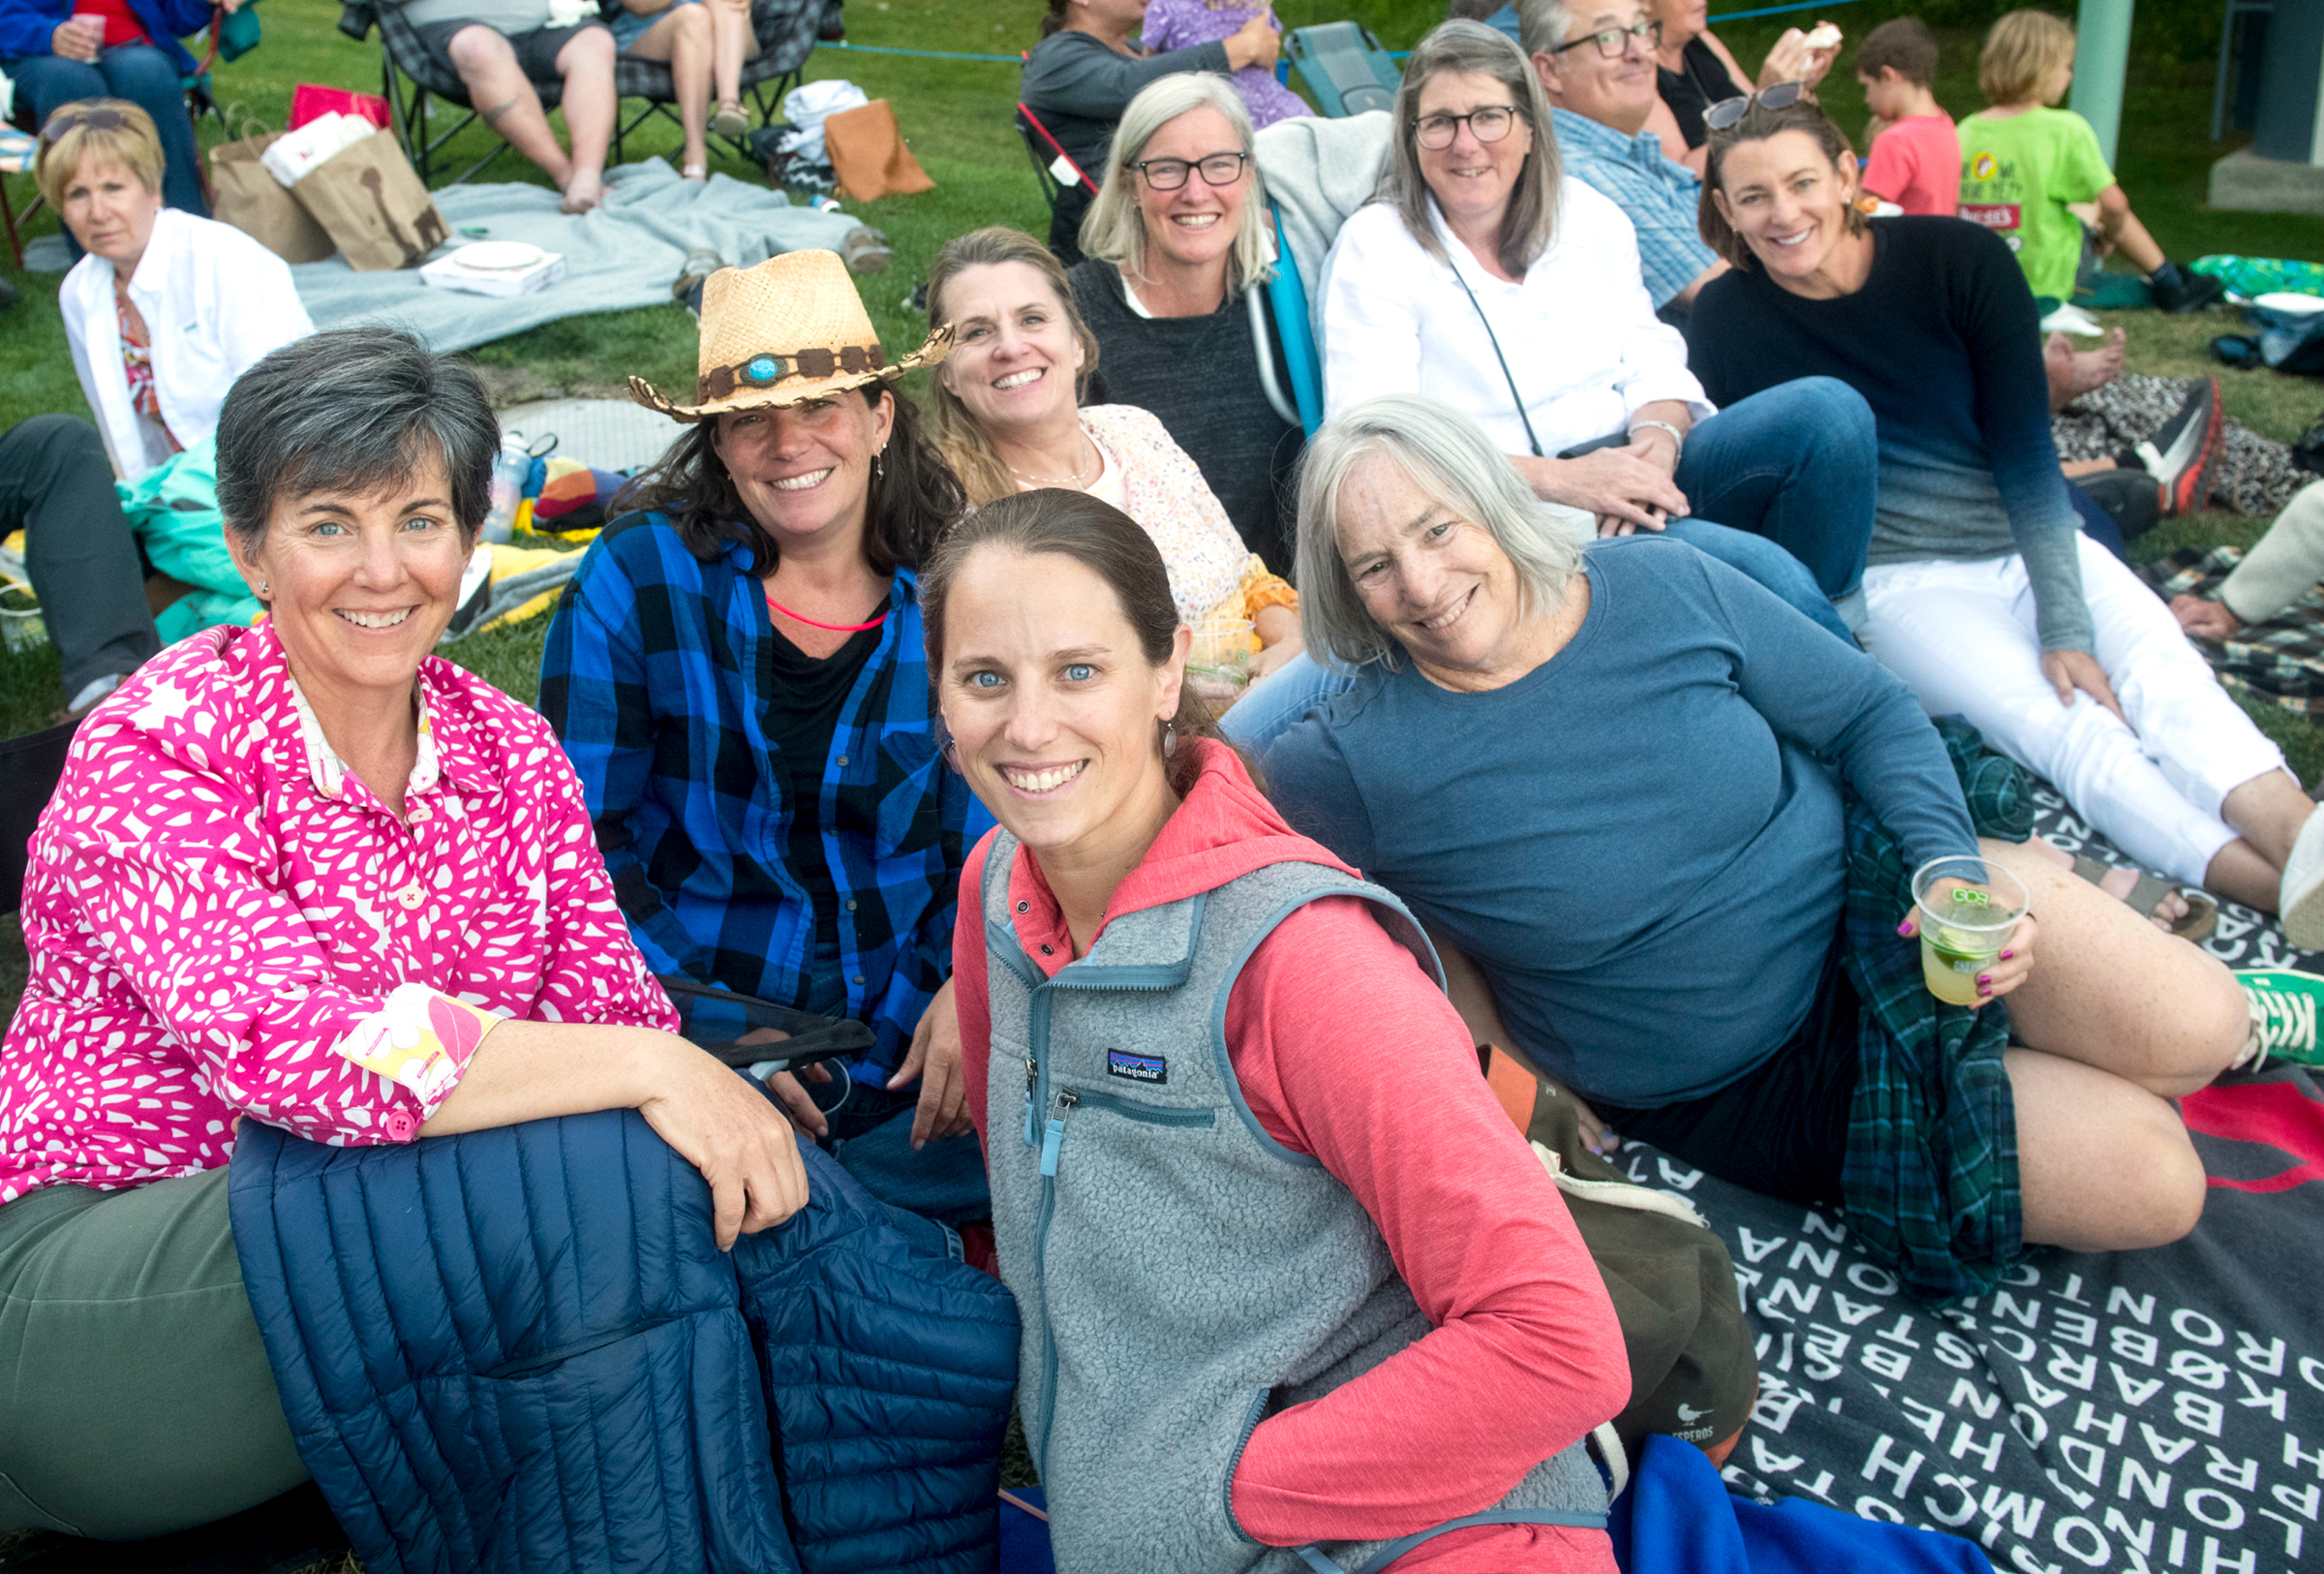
[2067, 0, 2134, 169]
[2253, 0, 2324, 165]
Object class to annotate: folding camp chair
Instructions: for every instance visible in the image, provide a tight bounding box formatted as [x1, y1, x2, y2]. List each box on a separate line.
[1283, 20, 1402, 117]
[359, 0, 827, 187]
[1014, 98, 1088, 215]
[1256, 199, 1321, 437]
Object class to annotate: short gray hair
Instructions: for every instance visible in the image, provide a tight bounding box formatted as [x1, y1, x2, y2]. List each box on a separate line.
[1295, 393, 1583, 670]
[1517, 0, 1575, 55]
[213, 327, 498, 549]
[1080, 73, 1273, 296]
[1385, 19, 1565, 279]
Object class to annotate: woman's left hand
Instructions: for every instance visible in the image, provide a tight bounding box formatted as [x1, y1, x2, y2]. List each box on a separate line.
[1760, 25, 1835, 89]
[1899, 907, 2038, 1004]
[2038, 648, 2130, 730]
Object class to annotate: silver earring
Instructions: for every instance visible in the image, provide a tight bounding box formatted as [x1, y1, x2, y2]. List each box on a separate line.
[1162, 722, 1177, 757]
[258, 581, 269, 597]
[874, 448, 886, 481]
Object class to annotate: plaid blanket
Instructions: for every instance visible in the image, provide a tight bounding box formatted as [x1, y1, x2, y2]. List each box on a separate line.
[2138, 542, 2324, 715]
[1837, 719, 2029, 1303]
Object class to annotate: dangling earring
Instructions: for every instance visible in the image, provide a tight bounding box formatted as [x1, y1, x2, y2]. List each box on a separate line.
[1161, 721, 1177, 757]
[874, 446, 886, 482]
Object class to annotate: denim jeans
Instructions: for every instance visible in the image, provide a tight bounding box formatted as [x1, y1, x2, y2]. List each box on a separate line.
[1671, 376, 1878, 602]
[4, 46, 210, 231]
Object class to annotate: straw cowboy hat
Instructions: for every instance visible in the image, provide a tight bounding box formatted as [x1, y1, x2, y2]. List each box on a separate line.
[628, 247, 949, 422]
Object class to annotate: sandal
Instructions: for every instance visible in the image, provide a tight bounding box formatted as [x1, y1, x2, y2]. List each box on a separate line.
[713, 100, 751, 139]
[681, 163, 708, 182]
[2071, 854, 2218, 942]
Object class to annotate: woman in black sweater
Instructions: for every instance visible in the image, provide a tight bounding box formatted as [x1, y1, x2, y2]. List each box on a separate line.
[1021, 0, 1278, 264]
[1066, 71, 1301, 571]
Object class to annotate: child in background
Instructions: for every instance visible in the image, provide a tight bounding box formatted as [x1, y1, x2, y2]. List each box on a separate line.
[1854, 17, 1957, 216]
[1140, 0, 1308, 130]
[1955, 9, 2225, 312]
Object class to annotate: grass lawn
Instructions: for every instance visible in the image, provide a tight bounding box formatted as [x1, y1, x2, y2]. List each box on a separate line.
[1, 6, 2321, 1003]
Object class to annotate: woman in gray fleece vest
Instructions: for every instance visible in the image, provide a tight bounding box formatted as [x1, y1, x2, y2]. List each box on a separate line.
[924, 489, 1629, 1574]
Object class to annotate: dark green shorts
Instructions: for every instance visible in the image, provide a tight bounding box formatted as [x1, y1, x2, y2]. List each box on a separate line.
[0, 1168, 307, 1539]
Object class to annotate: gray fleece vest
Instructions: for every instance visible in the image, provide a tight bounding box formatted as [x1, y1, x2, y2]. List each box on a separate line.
[980, 831, 1606, 1574]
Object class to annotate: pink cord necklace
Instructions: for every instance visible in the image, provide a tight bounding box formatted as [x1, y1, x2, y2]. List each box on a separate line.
[766, 587, 887, 633]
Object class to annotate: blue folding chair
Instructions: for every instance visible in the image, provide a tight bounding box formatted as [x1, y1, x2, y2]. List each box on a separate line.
[1283, 21, 1402, 118]
[1251, 200, 1323, 438]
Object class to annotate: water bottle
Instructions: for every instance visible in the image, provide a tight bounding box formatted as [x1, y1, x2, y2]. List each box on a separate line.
[480, 430, 530, 543]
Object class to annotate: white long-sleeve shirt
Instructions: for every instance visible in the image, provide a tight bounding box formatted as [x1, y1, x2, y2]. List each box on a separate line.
[1317, 179, 1713, 457]
[61, 206, 315, 482]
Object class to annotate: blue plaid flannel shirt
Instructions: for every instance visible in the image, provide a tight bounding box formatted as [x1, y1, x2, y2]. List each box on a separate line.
[540, 512, 993, 1077]
[1550, 108, 1723, 310]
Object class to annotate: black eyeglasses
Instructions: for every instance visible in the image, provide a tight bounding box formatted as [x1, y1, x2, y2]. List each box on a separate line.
[40, 106, 127, 143]
[1548, 19, 1661, 58]
[1414, 106, 1524, 150]
[1130, 151, 1249, 191]
[1703, 79, 1809, 132]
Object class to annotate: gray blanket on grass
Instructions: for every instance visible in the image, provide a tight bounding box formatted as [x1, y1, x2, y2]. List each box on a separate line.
[290, 158, 867, 353]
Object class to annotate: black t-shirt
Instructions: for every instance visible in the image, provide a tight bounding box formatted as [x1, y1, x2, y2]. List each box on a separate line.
[1068, 259, 1303, 573]
[765, 616, 881, 957]
[1659, 37, 1743, 149]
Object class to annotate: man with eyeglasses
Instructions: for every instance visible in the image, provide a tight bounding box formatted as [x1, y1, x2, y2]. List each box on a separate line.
[1520, 0, 1726, 319]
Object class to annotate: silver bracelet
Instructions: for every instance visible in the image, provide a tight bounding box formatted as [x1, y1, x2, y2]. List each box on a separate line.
[1628, 418, 1686, 460]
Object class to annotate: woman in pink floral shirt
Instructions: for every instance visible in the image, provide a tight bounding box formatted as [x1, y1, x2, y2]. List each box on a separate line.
[0, 328, 808, 1542]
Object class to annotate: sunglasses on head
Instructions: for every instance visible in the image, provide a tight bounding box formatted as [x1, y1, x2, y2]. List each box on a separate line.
[40, 106, 128, 143]
[1703, 80, 1809, 133]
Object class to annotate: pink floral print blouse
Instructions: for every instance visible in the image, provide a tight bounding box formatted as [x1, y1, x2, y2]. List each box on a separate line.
[0, 618, 679, 1205]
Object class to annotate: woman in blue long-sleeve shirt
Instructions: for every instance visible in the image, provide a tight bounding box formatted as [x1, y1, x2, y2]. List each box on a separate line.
[1265, 393, 2249, 1295]
[1684, 95, 2324, 947]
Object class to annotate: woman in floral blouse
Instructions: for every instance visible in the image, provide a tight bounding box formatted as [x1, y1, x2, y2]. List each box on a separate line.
[923, 226, 1306, 684]
[0, 328, 804, 1541]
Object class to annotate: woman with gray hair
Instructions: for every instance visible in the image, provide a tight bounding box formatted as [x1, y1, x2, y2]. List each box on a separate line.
[1266, 392, 2252, 1298]
[0, 326, 805, 1539]
[1068, 71, 1302, 570]
[1316, 18, 1874, 638]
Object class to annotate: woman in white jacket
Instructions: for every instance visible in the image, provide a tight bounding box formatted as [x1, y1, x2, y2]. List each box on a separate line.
[43, 99, 313, 482]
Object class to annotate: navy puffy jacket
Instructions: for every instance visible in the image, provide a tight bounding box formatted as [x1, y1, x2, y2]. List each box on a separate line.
[229, 1108, 1019, 1574]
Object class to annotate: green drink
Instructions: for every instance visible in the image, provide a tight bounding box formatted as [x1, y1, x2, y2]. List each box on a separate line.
[1911, 857, 2029, 1006]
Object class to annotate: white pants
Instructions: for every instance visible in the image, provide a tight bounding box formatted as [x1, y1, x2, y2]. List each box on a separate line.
[1863, 536, 2287, 885]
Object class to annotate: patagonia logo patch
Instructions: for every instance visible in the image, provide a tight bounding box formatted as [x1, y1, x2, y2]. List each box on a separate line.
[1106, 1050, 1167, 1085]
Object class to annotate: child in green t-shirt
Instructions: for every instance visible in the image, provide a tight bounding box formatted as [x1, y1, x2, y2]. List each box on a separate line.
[1955, 9, 2223, 313]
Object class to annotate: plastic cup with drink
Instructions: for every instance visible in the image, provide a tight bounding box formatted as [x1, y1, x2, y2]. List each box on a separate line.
[1911, 856, 2029, 1006]
[1186, 615, 1252, 712]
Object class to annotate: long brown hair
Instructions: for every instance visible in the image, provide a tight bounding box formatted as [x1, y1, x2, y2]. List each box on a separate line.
[616, 385, 965, 575]
[924, 227, 1103, 509]
[921, 489, 1238, 800]
[1698, 98, 1870, 271]
[1038, 0, 1071, 37]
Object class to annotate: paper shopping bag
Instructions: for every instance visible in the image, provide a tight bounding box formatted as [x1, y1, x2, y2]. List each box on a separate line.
[822, 99, 934, 202]
[208, 130, 337, 263]
[289, 129, 450, 272]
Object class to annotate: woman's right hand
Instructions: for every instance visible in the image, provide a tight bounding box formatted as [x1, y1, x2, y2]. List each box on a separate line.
[1759, 25, 1836, 89]
[1519, 444, 1690, 536]
[1225, 9, 1280, 72]
[52, 15, 103, 60]
[636, 1038, 812, 1250]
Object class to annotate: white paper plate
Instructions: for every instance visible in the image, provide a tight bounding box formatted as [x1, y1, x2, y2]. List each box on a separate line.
[450, 240, 546, 271]
[2252, 291, 2324, 316]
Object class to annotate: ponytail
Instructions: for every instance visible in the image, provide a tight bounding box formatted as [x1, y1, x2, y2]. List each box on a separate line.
[1038, 0, 1072, 38]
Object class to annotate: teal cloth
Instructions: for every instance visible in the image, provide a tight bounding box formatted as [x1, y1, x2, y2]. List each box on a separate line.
[114, 438, 262, 643]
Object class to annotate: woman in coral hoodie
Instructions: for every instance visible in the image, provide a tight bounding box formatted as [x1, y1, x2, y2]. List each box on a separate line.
[924, 486, 1628, 1574]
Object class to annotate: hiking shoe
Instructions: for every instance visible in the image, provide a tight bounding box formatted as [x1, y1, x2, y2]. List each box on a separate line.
[2278, 806, 2324, 952]
[2152, 268, 2228, 314]
[2135, 377, 2223, 516]
[2232, 969, 2324, 1070]
[2073, 466, 2163, 542]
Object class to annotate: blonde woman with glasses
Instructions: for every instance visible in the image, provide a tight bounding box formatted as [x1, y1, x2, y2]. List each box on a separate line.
[1068, 73, 1302, 571]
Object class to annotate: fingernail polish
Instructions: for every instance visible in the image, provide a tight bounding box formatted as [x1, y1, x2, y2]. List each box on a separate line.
[1976, 973, 1991, 986]
[1896, 920, 1911, 935]
[2001, 950, 2014, 960]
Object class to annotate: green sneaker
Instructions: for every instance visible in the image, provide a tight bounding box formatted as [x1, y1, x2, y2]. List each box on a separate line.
[2233, 970, 2324, 1070]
